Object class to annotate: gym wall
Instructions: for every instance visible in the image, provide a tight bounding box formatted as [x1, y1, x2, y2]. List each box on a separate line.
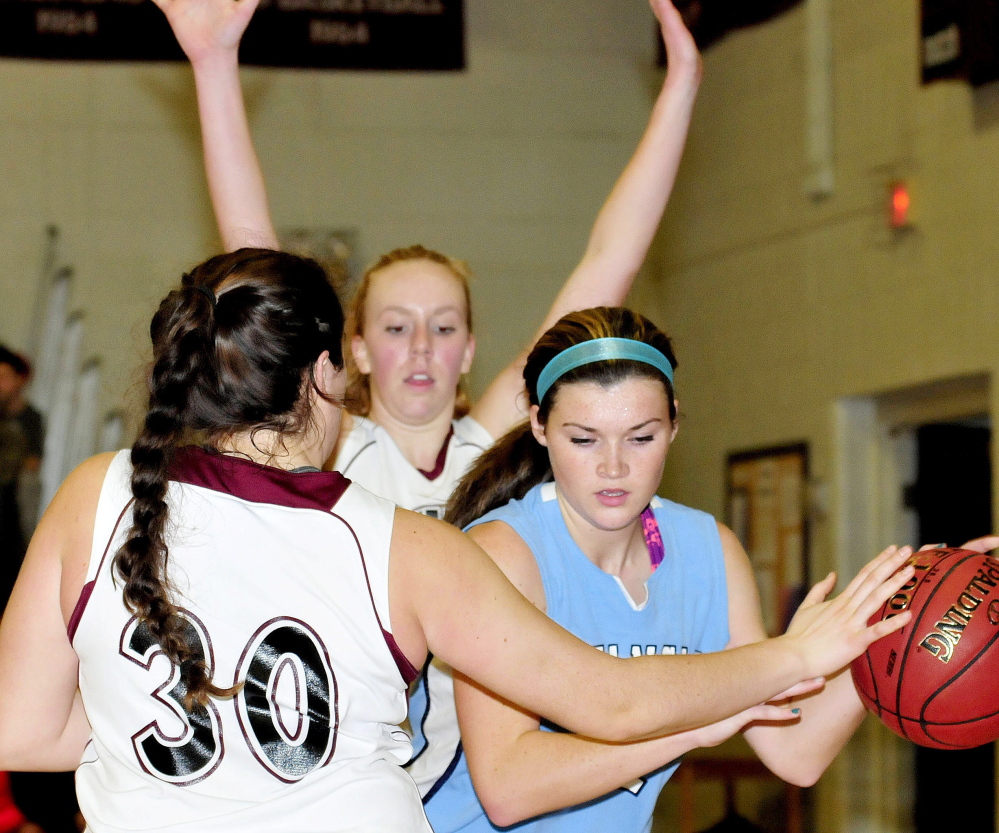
[0, 0, 663, 435]
[649, 0, 999, 829]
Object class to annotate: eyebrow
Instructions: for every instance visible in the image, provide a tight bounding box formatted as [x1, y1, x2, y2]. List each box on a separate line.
[377, 305, 464, 317]
[562, 418, 664, 433]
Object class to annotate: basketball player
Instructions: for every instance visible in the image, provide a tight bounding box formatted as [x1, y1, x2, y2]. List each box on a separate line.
[0, 250, 916, 832]
[428, 307, 922, 832]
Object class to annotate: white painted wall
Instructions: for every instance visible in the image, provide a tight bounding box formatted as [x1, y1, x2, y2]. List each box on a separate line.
[0, 0, 664, 441]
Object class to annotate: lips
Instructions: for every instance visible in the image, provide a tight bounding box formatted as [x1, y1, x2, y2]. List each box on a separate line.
[595, 489, 630, 507]
[405, 372, 434, 389]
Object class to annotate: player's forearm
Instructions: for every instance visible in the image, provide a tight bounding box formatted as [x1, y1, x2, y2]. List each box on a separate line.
[470, 729, 688, 827]
[190, 51, 279, 252]
[744, 669, 866, 787]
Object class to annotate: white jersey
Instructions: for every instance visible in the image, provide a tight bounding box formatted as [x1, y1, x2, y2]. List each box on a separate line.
[335, 415, 493, 519]
[71, 447, 430, 833]
[333, 414, 494, 798]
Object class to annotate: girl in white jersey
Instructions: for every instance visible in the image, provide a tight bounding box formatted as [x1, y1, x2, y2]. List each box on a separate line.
[0, 248, 920, 832]
[154, 0, 703, 518]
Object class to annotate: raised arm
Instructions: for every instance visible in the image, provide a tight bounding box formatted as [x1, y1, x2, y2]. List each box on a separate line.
[388, 510, 915, 745]
[452, 520, 806, 827]
[0, 454, 113, 771]
[154, 0, 279, 251]
[719, 524, 887, 786]
[471, 0, 701, 438]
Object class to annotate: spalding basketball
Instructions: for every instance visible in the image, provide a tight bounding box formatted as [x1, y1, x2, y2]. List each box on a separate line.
[851, 547, 999, 749]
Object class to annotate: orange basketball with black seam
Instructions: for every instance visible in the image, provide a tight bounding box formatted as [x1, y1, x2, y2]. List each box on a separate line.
[850, 547, 999, 749]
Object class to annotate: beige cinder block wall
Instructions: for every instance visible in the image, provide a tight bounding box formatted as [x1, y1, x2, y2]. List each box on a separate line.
[649, 0, 999, 830]
[0, 0, 663, 430]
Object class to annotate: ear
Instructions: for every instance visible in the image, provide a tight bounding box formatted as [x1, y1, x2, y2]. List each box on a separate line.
[312, 351, 338, 397]
[351, 334, 371, 375]
[529, 404, 548, 447]
[670, 399, 680, 443]
[460, 333, 476, 375]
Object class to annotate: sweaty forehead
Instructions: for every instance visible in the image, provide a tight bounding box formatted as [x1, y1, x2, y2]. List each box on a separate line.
[551, 378, 671, 421]
[367, 260, 468, 313]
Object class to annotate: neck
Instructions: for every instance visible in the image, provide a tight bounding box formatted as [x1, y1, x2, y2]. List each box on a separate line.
[366, 398, 456, 471]
[555, 490, 648, 578]
[219, 428, 325, 472]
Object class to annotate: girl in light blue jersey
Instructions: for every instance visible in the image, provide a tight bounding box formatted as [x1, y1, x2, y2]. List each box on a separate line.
[431, 307, 900, 833]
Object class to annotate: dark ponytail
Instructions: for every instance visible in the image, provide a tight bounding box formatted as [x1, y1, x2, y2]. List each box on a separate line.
[114, 248, 344, 710]
[445, 307, 677, 530]
[445, 422, 552, 530]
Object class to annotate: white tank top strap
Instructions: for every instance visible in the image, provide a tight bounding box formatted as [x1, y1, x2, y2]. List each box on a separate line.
[85, 449, 134, 583]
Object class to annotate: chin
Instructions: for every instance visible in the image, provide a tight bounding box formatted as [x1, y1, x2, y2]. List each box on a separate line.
[586, 507, 644, 532]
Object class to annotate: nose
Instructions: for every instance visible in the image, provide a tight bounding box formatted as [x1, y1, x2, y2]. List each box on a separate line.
[410, 323, 431, 356]
[597, 444, 628, 479]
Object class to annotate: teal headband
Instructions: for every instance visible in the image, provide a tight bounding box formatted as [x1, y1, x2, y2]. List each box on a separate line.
[535, 337, 675, 403]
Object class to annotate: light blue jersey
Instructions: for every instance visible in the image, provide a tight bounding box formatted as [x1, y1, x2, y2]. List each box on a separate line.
[422, 481, 730, 833]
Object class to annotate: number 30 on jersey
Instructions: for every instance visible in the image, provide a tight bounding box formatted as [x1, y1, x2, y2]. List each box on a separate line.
[120, 611, 338, 786]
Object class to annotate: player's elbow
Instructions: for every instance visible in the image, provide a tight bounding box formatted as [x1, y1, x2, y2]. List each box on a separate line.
[768, 758, 825, 788]
[0, 731, 36, 771]
[479, 786, 539, 828]
[481, 795, 524, 828]
[784, 768, 822, 788]
[469, 764, 542, 827]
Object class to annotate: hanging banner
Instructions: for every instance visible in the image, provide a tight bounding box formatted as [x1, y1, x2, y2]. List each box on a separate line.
[662, 0, 804, 54]
[0, 0, 464, 70]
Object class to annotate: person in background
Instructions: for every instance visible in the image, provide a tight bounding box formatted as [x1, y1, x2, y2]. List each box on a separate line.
[0, 346, 41, 612]
[0, 347, 77, 833]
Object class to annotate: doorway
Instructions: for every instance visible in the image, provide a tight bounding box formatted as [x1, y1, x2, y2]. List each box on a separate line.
[907, 420, 994, 832]
[835, 373, 995, 832]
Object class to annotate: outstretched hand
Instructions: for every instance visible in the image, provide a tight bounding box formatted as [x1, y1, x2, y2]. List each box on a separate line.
[958, 535, 999, 554]
[783, 545, 914, 680]
[651, 0, 702, 87]
[152, 0, 260, 64]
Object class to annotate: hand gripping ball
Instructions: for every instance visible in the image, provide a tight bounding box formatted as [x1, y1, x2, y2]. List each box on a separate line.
[850, 547, 999, 749]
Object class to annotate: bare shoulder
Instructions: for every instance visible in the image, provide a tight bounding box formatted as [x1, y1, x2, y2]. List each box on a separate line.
[717, 521, 751, 569]
[28, 452, 118, 621]
[57, 451, 117, 521]
[387, 508, 493, 668]
[468, 521, 545, 610]
[389, 508, 489, 584]
[391, 506, 468, 553]
[716, 520, 767, 647]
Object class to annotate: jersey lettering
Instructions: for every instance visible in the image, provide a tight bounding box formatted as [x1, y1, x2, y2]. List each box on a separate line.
[592, 643, 696, 795]
[595, 643, 694, 657]
[235, 618, 338, 782]
[120, 612, 223, 786]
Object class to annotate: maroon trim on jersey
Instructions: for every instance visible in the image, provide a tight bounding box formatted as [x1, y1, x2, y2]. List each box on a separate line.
[417, 426, 454, 482]
[68, 497, 135, 644]
[330, 509, 421, 686]
[170, 446, 350, 510]
[383, 629, 420, 685]
[67, 581, 96, 643]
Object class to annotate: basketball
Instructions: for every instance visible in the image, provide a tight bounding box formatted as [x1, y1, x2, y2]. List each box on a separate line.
[851, 547, 999, 749]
